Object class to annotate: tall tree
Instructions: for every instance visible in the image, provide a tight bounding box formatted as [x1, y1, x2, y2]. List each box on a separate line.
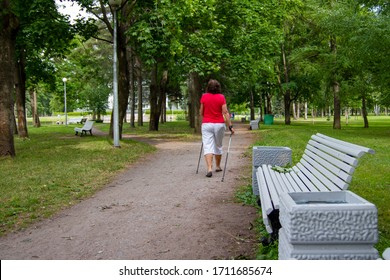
[14, 0, 75, 138]
[0, 0, 19, 157]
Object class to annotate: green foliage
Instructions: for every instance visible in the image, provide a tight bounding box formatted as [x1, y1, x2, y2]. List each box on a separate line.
[235, 184, 258, 207]
[54, 37, 111, 116]
[14, 0, 76, 86]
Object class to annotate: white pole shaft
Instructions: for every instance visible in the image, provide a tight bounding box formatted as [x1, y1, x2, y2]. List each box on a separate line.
[113, 9, 120, 147]
[64, 81, 67, 126]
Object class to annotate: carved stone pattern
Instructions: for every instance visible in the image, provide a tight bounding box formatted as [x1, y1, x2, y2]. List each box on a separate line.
[252, 148, 292, 167]
[283, 209, 378, 243]
[291, 253, 378, 260]
[252, 147, 292, 196]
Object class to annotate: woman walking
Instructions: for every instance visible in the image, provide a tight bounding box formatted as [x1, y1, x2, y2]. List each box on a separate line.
[200, 79, 235, 177]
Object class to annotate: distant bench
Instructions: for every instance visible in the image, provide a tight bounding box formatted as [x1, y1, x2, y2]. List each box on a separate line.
[74, 120, 94, 136]
[68, 117, 87, 124]
[254, 133, 375, 240]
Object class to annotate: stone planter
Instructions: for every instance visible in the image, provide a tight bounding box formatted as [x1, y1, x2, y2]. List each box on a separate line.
[250, 120, 259, 130]
[278, 191, 379, 260]
[252, 146, 291, 195]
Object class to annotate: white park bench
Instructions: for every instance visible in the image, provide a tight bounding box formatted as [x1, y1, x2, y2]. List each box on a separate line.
[68, 117, 87, 124]
[74, 120, 94, 136]
[255, 133, 375, 240]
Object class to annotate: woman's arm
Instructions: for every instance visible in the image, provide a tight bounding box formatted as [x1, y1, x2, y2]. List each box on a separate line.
[222, 104, 235, 134]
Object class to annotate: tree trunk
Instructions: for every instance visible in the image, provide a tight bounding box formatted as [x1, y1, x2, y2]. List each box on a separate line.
[266, 93, 272, 114]
[30, 88, 40, 127]
[250, 90, 255, 120]
[330, 35, 341, 129]
[134, 55, 144, 126]
[304, 102, 308, 120]
[15, 50, 28, 137]
[284, 91, 291, 125]
[0, 3, 18, 157]
[159, 69, 168, 124]
[292, 102, 297, 119]
[332, 81, 341, 129]
[279, 43, 291, 125]
[258, 93, 263, 121]
[189, 72, 202, 133]
[149, 63, 159, 131]
[362, 96, 369, 128]
[136, 56, 143, 126]
[128, 47, 135, 128]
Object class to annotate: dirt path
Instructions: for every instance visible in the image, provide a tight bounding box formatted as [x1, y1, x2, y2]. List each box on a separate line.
[0, 123, 258, 260]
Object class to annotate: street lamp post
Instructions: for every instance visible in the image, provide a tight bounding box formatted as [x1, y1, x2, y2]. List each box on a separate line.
[62, 77, 67, 126]
[109, 0, 121, 148]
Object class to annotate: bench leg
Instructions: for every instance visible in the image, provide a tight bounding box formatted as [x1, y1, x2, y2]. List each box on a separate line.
[261, 210, 281, 246]
[269, 210, 281, 236]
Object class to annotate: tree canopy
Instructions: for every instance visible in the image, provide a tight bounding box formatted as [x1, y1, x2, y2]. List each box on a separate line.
[1, 0, 389, 156]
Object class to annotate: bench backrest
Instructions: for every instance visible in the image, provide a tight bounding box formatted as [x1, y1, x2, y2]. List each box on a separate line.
[297, 133, 375, 192]
[82, 120, 94, 130]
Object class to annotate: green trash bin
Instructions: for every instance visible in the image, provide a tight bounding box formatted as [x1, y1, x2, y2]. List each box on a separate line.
[264, 114, 274, 125]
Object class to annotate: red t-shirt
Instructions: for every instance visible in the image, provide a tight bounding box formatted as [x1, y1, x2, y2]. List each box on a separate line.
[200, 93, 226, 123]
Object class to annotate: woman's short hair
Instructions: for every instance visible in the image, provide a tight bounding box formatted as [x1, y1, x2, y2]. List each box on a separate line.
[206, 79, 221, 94]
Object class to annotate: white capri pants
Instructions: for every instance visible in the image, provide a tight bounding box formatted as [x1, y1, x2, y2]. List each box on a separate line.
[201, 123, 226, 155]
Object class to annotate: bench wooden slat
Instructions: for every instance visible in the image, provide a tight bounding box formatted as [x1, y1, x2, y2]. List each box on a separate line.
[305, 147, 353, 184]
[316, 133, 375, 155]
[298, 160, 331, 192]
[286, 171, 307, 192]
[262, 165, 283, 210]
[268, 167, 290, 194]
[308, 138, 359, 167]
[277, 172, 296, 193]
[267, 165, 307, 193]
[256, 167, 274, 216]
[292, 165, 320, 192]
[256, 169, 273, 233]
[311, 135, 366, 158]
[289, 168, 310, 192]
[307, 141, 357, 172]
[257, 168, 275, 234]
[301, 154, 343, 191]
[303, 150, 350, 189]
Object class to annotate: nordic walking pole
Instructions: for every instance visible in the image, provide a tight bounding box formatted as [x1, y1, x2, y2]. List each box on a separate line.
[196, 142, 203, 174]
[221, 133, 232, 182]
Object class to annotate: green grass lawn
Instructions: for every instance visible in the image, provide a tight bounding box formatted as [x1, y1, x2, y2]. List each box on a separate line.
[0, 124, 156, 236]
[249, 115, 390, 258]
